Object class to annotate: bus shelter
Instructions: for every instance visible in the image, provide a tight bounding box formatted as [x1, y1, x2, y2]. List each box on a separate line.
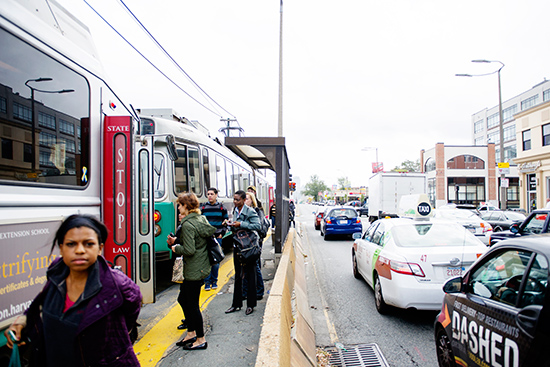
[224, 136, 290, 255]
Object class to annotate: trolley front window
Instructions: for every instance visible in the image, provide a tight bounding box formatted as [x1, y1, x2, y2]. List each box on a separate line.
[0, 28, 90, 186]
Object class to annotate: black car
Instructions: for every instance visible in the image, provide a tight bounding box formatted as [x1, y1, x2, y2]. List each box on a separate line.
[435, 235, 550, 367]
[490, 209, 550, 245]
[356, 203, 369, 217]
[480, 210, 526, 232]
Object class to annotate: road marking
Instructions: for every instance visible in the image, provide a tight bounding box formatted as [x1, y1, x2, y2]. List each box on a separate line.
[303, 224, 339, 344]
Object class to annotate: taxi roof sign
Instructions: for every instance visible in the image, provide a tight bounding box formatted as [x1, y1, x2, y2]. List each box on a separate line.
[398, 194, 433, 219]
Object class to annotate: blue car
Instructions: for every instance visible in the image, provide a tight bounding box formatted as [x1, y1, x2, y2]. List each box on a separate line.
[320, 206, 362, 240]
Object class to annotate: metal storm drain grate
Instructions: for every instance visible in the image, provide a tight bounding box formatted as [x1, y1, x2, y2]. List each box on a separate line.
[327, 343, 390, 367]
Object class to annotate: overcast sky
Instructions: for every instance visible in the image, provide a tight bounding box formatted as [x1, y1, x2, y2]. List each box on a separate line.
[58, 0, 550, 188]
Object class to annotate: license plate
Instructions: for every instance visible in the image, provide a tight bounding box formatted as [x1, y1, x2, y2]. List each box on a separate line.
[338, 220, 348, 225]
[446, 267, 465, 278]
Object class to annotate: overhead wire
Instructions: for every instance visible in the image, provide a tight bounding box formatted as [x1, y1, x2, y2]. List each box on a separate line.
[82, 0, 224, 118]
[117, 0, 236, 119]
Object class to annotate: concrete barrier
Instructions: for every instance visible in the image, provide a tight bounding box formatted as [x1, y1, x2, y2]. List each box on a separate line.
[256, 227, 316, 367]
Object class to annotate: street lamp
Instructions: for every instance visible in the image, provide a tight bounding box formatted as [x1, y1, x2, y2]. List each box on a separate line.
[361, 146, 379, 173]
[25, 78, 74, 173]
[456, 59, 506, 210]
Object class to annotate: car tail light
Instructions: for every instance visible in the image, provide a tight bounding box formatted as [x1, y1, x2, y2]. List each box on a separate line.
[480, 222, 492, 233]
[326, 218, 332, 224]
[355, 218, 361, 223]
[381, 256, 425, 277]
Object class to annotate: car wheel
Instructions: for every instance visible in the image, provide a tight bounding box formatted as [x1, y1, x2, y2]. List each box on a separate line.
[494, 226, 502, 232]
[315, 223, 320, 230]
[324, 233, 330, 241]
[320, 227, 324, 236]
[374, 275, 388, 314]
[352, 251, 361, 279]
[435, 326, 456, 367]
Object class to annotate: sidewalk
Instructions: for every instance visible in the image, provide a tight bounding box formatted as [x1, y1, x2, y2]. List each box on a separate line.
[134, 233, 277, 367]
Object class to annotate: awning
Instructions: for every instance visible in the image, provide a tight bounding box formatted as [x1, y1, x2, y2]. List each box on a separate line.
[224, 136, 289, 172]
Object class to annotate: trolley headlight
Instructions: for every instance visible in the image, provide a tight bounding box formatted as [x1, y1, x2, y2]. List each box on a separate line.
[154, 224, 161, 237]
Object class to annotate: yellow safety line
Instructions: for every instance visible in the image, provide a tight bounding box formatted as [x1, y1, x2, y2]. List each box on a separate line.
[134, 231, 271, 366]
[134, 256, 235, 366]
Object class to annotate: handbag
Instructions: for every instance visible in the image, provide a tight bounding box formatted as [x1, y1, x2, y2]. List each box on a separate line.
[233, 229, 261, 264]
[206, 236, 225, 265]
[172, 256, 184, 283]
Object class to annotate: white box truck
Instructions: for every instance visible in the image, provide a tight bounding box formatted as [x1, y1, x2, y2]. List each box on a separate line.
[368, 172, 427, 221]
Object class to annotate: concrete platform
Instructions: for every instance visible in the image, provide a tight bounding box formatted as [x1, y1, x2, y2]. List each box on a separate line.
[134, 233, 276, 367]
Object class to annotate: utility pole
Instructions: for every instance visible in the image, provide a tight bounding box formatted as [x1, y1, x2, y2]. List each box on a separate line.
[277, 0, 283, 137]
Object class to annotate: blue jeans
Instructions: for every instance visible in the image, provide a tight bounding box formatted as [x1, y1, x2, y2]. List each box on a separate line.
[204, 263, 219, 287]
[204, 237, 222, 287]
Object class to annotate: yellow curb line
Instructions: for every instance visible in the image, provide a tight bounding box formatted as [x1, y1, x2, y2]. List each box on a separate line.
[134, 255, 235, 366]
[134, 231, 271, 366]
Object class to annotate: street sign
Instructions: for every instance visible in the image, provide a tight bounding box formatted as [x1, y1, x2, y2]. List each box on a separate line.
[501, 178, 509, 188]
[497, 162, 510, 175]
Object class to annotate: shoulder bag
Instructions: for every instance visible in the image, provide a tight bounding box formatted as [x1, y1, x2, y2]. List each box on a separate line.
[172, 256, 184, 283]
[233, 229, 261, 264]
[206, 236, 225, 265]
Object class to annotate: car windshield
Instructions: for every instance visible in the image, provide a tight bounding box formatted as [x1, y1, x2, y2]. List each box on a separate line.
[391, 223, 481, 247]
[436, 209, 477, 220]
[328, 208, 357, 218]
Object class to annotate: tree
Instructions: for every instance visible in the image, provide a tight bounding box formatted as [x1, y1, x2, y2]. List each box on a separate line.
[302, 175, 329, 201]
[392, 159, 420, 172]
[337, 176, 351, 190]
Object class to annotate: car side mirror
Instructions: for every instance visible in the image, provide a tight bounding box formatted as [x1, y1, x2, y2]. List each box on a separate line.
[443, 276, 463, 294]
[510, 223, 520, 234]
[353, 232, 362, 240]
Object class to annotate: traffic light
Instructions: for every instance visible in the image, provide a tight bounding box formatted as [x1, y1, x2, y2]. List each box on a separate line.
[289, 182, 296, 192]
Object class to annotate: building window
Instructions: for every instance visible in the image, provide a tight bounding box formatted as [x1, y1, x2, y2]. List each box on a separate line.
[424, 157, 436, 172]
[523, 130, 531, 151]
[23, 143, 32, 163]
[543, 123, 550, 146]
[502, 104, 518, 123]
[448, 177, 485, 205]
[474, 120, 484, 134]
[59, 119, 75, 135]
[487, 113, 499, 129]
[39, 150, 55, 166]
[38, 112, 56, 130]
[496, 146, 517, 164]
[487, 131, 499, 145]
[521, 95, 539, 111]
[0, 96, 6, 114]
[474, 137, 484, 146]
[447, 155, 485, 169]
[504, 125, 515, 142]
[62, 138, 76, 153]
[544, 89, 550, 102]
[1, 138, 13, 159]
[39, 132, 56, 148]
[13, 102, 32, 122]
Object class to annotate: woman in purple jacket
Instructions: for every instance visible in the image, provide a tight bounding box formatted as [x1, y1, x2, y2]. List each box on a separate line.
[4, 215, 142, 366]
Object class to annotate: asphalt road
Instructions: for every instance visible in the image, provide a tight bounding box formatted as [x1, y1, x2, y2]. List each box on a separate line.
[300, 204, 439, 367]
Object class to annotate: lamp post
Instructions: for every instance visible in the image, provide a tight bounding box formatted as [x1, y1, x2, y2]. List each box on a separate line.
[25, 78, 74, 173]
[361, 146, 379, 173]
[456, 59, 506, 210]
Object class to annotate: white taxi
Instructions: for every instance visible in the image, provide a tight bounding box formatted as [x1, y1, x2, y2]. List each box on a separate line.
[352, 197, 488, 313]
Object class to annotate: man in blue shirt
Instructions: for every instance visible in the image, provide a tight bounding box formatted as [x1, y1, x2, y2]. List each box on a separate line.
[200, 188, 229, 290]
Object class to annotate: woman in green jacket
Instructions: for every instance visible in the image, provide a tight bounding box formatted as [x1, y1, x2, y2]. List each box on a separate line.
[168, 192, 216, 350]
